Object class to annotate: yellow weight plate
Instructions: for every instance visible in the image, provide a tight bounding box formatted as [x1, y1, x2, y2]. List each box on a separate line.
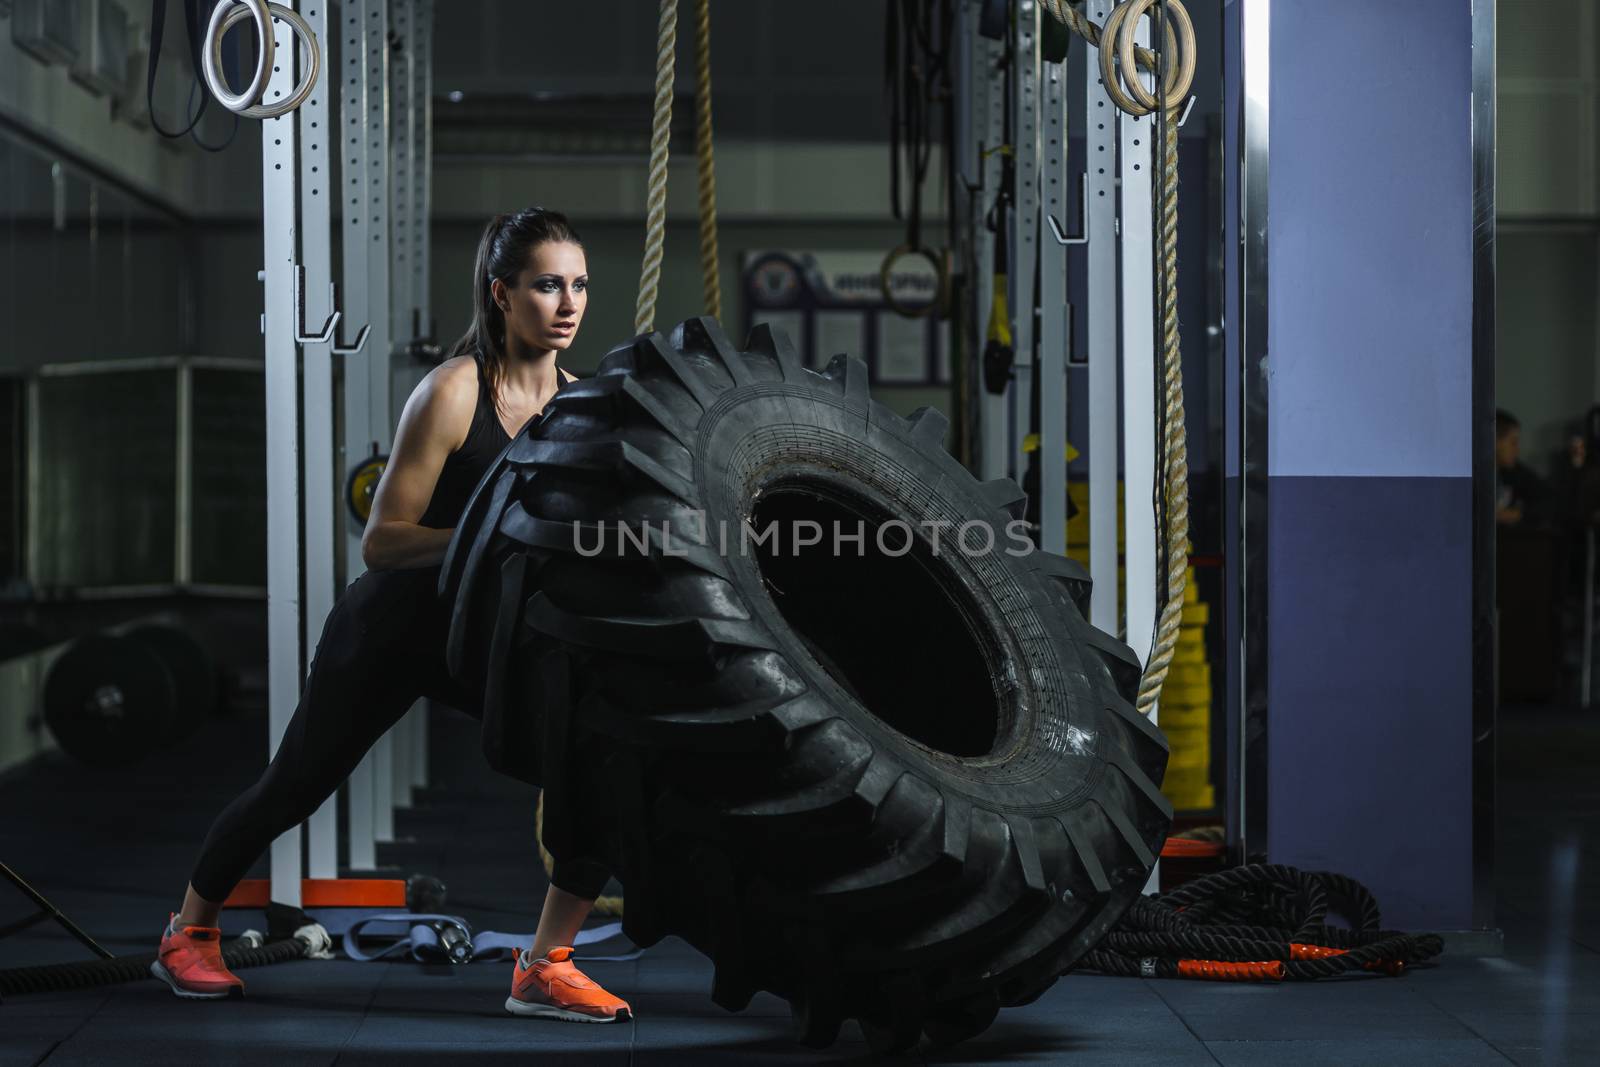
[346, 454, 388, 526]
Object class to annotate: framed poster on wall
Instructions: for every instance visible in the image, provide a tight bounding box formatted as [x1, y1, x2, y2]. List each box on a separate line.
[741, 250, 949, 385]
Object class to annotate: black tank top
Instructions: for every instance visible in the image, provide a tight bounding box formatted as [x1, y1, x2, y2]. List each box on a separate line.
[418, 354, 571, 530]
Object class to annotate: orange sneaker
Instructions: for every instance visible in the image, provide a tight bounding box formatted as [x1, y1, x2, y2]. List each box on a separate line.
[506, 946, 633, 1023]
[151, 914, 244, 1000]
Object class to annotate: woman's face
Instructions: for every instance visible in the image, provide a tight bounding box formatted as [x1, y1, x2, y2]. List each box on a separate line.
[494, 240, 588, 353]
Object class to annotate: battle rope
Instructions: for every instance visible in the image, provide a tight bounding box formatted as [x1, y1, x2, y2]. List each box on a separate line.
[1079, 864, 1446, 981]
[1041, 0, 1194, 716]
[693, 0, 722, 320]
[0, 929, 324, 997]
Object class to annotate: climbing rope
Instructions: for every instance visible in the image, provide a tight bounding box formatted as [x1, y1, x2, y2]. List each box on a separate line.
[635, 0, 679, 334]
[547, 0, 726, 916]
[635, 0, 723, 331]
[1042, 0, 1194, 716]
[693, 0, 722, 320]
[535, 791, 625, 919]
[1077, 864, 1445, 981]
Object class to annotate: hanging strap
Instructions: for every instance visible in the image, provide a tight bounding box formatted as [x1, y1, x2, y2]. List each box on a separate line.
[148, 0, 240, 149]
[148, 0, 206, 137]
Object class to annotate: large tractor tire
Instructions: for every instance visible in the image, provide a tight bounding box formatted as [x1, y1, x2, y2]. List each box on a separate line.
[441, 317, 1169, 1053]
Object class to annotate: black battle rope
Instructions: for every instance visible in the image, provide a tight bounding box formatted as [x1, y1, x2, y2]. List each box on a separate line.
[0, 935, 308, 997]
[1078, 865, 1445, 982]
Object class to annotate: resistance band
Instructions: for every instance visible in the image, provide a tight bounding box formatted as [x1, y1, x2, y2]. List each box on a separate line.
[343, 915, 643, 965]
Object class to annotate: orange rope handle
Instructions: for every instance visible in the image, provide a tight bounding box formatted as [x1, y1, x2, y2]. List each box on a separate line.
[1177, 959, 1285, 981]
[1290, 943, 1406, 975]
[1161, 837, 1224, 859]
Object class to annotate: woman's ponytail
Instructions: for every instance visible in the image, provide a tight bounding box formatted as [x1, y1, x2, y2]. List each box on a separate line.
[444, 208, 582, 413]
[445, 212, 512, 364]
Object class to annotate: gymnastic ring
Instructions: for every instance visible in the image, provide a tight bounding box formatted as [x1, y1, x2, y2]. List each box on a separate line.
[212, 2, 321, 119]
[1117, 0, 1195, 114]
[199, 0, 272, 114]
[879, 244, 951, 320]
[1097, 3, 1141, 116]
[1099, 0, 1177, 116]
[1099, 0, 1194, 117]
[204, 2, 322, 119]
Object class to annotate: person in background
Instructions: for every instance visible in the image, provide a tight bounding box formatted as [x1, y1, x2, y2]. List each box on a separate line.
[1551, 407, 1600, 533]
[1497, 409, 1547, 527]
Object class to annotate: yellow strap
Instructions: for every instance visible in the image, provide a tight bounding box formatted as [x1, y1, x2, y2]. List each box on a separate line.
[987, 274, 1013, 347]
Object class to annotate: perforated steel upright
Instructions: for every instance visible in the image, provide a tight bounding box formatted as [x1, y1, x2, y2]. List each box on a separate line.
[1010, 1, 1040, 485]
[407, 0, 434, 792]
[971, 6, 1006, 482]
[262, 8, 304, 909]
[409, 1, 432, 344]
[299, 0, 340, 880]
[1084, 0, 1120, 635]
[385, 0, 426, 812]
[340, 0, 380, 871]
[1038, 35, 1069, 557]
[1119, 14, 1157, 683]
[363, 0, 397, 844]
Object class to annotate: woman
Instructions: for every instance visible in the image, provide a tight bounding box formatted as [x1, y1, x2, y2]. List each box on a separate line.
[152, 208, 632, 1024]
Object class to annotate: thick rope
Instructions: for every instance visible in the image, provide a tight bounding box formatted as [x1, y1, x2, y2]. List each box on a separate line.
[635, 0, 679, 334]
[0, 934, 308, 996]
[1041, 0, 1160, 71]
[536, 791, 625, 918]
[543, 0, 725, 921]
[694, 0, 721, 319]
[1139, 83, 1189, 716]
[1078, 865, 1445, 981]
[1042, 0, 1191, 717]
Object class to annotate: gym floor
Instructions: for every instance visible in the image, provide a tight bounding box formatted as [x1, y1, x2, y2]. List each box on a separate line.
[1, 705, 1592, 1066]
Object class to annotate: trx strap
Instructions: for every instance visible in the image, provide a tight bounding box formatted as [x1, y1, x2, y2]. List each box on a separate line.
[981, 193, 1014, 395]
[981, 30, 1016, 397]
[883, 0, 954, 318]
[343, 914, 643, 965]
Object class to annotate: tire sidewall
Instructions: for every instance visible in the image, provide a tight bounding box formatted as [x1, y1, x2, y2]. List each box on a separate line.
[670, 376, 1118, 818]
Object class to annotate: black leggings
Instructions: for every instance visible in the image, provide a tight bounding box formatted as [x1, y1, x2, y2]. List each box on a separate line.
[189, 565, 611, 903]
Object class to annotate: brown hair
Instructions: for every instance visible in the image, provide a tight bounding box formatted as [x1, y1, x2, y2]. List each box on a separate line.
[445, 206, 583, 414]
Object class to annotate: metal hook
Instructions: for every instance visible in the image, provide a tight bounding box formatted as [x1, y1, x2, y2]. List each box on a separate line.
[332, 323, 371, 356]
[331, 281, 371, 355]
[293, 264, 340, 345]
[1046, 174, 1090, 246]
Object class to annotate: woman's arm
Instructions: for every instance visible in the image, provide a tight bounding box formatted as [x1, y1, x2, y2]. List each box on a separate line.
[360, 364, 476, 570]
